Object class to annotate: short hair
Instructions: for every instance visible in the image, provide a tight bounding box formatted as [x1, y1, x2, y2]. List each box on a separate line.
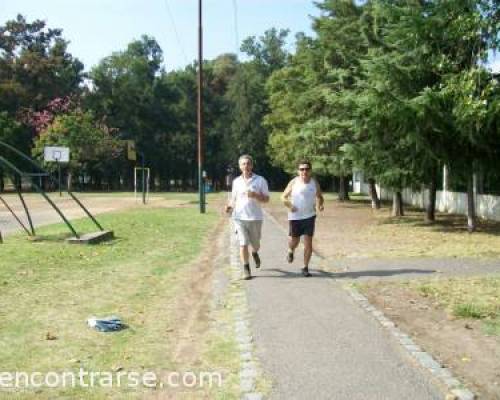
[238, 154, 253, 165]
[297, 160, 311, 169]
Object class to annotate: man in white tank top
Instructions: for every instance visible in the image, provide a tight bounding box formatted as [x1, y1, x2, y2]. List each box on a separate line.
[281, 160, 324, 277]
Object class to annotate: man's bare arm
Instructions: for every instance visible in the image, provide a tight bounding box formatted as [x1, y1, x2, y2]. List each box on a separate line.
[259, 193, 270, 203]
[315, 179, 324, 211]
[247, 190, 269, 202]
[281, 180, 296, 211]
[225, 188, 237, 213]
[248, 191, 269, 202]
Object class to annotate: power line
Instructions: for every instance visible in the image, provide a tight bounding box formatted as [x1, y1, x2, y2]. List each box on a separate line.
[232, 0, 240, 57]
[163, 0, 189, 66]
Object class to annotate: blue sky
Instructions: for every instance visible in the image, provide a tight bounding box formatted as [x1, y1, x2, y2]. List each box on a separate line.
[0, 0, 319, 72]
[1, 1, 498, 73]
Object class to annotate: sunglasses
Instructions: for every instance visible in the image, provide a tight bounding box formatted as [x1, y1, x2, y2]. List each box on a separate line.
[299, 167, 311, 171]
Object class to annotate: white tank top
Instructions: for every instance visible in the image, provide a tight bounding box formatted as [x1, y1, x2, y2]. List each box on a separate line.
[288, 178, 317, 220]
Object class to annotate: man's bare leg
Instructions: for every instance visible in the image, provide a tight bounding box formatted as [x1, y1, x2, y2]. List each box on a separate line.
[287, 236, 300, 263]
[302, 235, 313, 277]
[250, 245, 261, 268]
[240, 245, 249, 264]
[240, 245, 252, 279]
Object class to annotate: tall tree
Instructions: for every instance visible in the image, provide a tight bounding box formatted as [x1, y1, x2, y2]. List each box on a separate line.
[350, 0, 500, 222]
[226, 28, 291, 188]
[267, 1, 369, 200]
[32, 110, 122, 190]
[0, 15, 84, 115]
[435, 0, 500, 231]
[0, 15, 83, 192]
[351, 0, 444, 217]
[86, 36, 166, 188]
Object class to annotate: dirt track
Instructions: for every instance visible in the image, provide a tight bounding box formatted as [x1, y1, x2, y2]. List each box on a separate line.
[0, 193, 189, 237]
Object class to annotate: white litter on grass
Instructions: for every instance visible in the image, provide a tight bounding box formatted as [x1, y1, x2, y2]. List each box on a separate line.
[87, 316, 124, 332]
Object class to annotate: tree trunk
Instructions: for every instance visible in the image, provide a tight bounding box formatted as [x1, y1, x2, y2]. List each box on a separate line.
[392, 191, 404, 217]
[425, 169, 438, 222]
[344, 176, 350, 201]
[338, 175, 350, 201]
[466, 172, 476, 233]
[67, 172, 73, 192]
[368, 178, 380, 209]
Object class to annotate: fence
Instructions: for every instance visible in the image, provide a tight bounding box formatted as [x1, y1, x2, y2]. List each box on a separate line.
[353, 171, 500, 222]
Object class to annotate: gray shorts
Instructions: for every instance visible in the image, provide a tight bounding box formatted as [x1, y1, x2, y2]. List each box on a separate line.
[234, 219, 263, 249]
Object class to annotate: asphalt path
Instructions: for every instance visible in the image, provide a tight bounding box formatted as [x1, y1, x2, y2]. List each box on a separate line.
[241, 214, 444, 400]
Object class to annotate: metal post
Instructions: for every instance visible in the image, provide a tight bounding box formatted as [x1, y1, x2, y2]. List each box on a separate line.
[32, 181, 79, 238]
[14, 175, 35, 236]
[0, 195, 33, 236]
[198, 0, 206, 213]
[0, 140, 106, 237]
[141, 153, 146, 205]
[443, 164, 448, 212]
[473, 171, 478, 213]
[66, 191, 104, 231]
[58, 160, 61, 197]
[146, 168, 150, 203]
[134, 167, 137, 201]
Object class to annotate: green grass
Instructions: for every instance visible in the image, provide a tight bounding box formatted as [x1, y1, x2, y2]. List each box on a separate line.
[416, 276, 500, 335]
[483, 320, 500, 336]
[453, 303, 490, 319]
[0, 206, 219, 398]
[202, 318, 240, 400]
[201, 273, 271, 400]
[343, 196, 500, 258]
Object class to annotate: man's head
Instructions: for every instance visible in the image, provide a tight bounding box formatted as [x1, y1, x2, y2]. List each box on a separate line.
[239, 154, 254, 174]
[297, 160, 312, 180]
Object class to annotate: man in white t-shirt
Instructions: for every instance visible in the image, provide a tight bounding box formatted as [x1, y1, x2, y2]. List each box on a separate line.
[225, 155, 270, 279]
[281, 160, 324, 277]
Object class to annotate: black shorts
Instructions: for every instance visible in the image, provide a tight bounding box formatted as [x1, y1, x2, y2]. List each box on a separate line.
[289, 216, 316, 238]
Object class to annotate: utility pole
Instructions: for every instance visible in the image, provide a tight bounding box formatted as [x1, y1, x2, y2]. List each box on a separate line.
[197, 0, 206, 213]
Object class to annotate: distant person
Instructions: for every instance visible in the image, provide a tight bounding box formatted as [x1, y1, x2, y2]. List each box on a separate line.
[225, 155, 270, 279]
[281, 160, 324, 277]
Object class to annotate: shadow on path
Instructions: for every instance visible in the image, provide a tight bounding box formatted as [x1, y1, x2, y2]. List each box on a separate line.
[253, 267, 436, 280]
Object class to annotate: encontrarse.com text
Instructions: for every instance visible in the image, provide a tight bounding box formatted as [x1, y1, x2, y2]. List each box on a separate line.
[0, 369, 222, 389]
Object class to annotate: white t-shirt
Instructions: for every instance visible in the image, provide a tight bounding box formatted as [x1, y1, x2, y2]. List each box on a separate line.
[231, 173, 269, 221]
[288, 178, 318, 221]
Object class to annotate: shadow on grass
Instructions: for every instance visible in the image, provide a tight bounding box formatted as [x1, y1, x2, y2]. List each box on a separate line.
[28, 232, 73, 242]
[353, 193, 500, 235]
[27, 233, 123, 244]
[334, 199, 373, 208]
[376, 211, 500, 236]
[253, 268, 436, 280]
[335, 198, 401, 210]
